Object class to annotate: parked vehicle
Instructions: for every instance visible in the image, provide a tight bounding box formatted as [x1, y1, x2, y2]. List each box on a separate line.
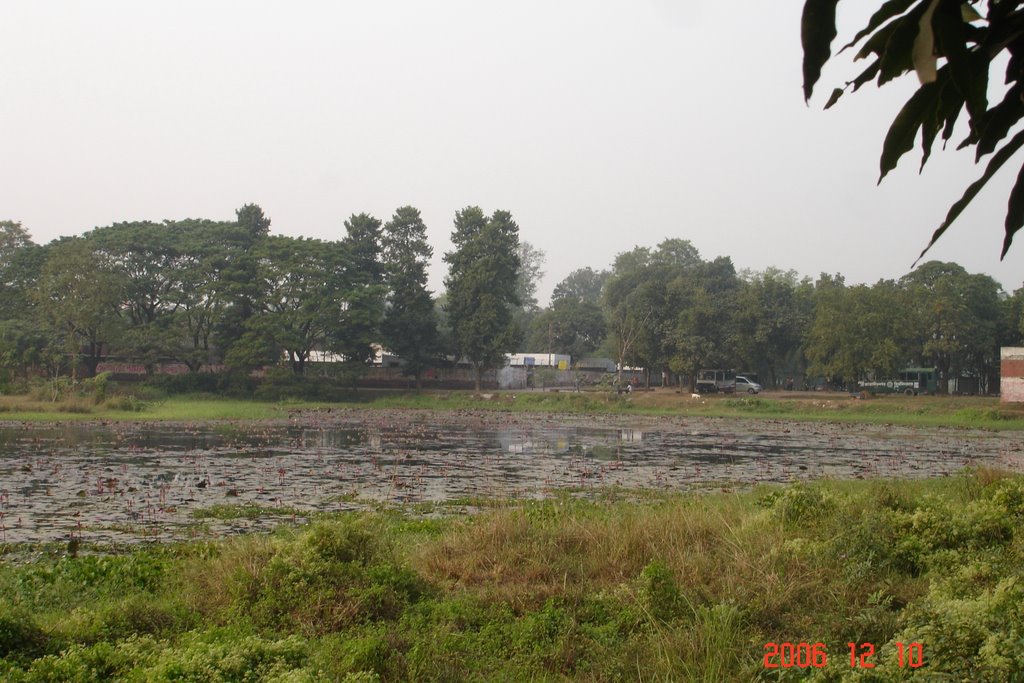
[734, 375, 762, 394]
[695, 369, 736, 394]
[858, 367, 937, 396]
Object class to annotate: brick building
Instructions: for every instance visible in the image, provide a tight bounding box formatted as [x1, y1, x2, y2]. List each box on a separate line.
[1002, 347, 1024, 403]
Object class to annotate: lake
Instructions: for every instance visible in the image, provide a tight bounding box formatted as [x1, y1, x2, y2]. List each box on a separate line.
[0, 409, 1020, 545]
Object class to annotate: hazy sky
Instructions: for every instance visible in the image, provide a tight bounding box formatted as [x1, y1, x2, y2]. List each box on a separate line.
[2, 1, 1022, 301]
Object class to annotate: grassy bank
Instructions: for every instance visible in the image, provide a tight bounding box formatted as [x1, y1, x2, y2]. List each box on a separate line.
[2, 388, 1024, 430]
[1, 471, 1023, 681]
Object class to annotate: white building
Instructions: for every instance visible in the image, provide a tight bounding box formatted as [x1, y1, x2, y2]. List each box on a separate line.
[506, 353, 571, 370]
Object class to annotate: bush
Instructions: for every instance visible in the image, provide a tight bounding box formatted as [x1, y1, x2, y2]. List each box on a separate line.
[81, 373, 109, 403]
[145, 371, 238, 396]
[225, 520, 427, 635]
[253, 369, 358, 402]
[0, 607, 48, 662]
[765, 484, 836, 527]
[101, 395, 147, 412]
[637, 560, 681, 622]
[313, 628, 392, 681]
[986, 477, 1024, 518]
[881, 576, 1024, 679]
[25, 373, 112, 406]
[29, 377, 74, 402]
[6, 632, 313, 682]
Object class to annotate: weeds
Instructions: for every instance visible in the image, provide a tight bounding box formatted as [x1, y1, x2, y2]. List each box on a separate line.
[0, 473, 1022, 680]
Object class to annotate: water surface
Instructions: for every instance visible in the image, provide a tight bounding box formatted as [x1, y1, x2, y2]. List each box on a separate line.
[0, 412, 1019, 545]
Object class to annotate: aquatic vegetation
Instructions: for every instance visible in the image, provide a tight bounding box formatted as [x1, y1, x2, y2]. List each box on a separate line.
[0, 472, 1021, 680]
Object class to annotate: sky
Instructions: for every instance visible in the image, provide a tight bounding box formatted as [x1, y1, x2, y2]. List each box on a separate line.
[2, 1, 1022, 303]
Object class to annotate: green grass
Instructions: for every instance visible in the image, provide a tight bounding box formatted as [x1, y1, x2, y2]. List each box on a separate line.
[189, 504, 305, 521]
[1, 470, 1023, 681]
[2, 388, 1024, 430]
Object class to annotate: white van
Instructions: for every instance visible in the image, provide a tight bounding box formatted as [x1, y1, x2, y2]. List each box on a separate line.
[734, 375, 762, 394]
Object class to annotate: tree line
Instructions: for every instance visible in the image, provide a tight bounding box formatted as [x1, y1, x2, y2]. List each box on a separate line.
[1, 209, 1022, 394]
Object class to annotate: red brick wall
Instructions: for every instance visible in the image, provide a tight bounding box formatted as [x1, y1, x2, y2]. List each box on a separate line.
[1002, 348, 1024, 403]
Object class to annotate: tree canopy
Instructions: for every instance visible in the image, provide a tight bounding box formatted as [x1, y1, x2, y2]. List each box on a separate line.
[443, 207, 522, 390]
[381, 206, 440, 387]
[0, 204, 1016, 394]
[802, 0, 1024, 258]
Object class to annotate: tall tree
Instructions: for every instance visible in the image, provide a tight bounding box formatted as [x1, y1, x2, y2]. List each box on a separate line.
[0, 220, 33, 263]
[217, 204, 273, 362]
[551, 267, 609, 305]
[87, 219, 244, 372]
[161, 220, 252, 372]
[231, 236, 346, 374]
[513, 241, 546, 333]
[35, 239, 126, 378]
[443, 207, 521, 391]
[664, 256, 742, 388]
[603, 240, 717, 387]
[527, 268, 609, 359]
[0, 221, 43, 322]
[332, 213, 385, 368]
[805, 277, 914, 387]
[0, 222, 46, 381]
[1001, 286, 1024, 347]
[734, 268, 815, 387]
[901, 261, 1002, 393]
[381, 206, 440, 388]
[603, 247, 654, 383]
[235, 203, 271, 240]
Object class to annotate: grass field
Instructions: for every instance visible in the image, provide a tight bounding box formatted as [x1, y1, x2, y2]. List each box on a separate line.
[2, 388, 1023, 430]
[1, 470, 1022, 681]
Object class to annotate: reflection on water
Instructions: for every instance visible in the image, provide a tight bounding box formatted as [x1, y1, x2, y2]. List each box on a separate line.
[0, 417, 1018, 545]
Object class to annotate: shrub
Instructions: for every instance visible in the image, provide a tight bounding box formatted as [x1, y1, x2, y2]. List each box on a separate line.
[225, 520, 427, 635]
[29, 377, 74, 402]
[881, 576, 1024, 679]
[767, 484, 836, 527]
[101, 395, 147, 412]
[0, 607, 48, 662]
[81, 372, 109, 404]
[253, 369, 359, 402]
[986, 477, 1024, 518]
[313, 628, 393, 681]
[637, 559, 681, 622]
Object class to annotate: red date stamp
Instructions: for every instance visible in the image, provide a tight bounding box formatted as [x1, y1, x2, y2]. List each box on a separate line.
[763, 642, 924, 669]
[763, 643, 828, 668]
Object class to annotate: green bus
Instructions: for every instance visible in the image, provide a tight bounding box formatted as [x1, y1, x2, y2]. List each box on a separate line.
[858, 367, 938, 395]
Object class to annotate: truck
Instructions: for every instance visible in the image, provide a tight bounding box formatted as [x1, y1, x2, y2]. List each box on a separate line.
[695, 369, 736, 394]
[858, 367, 937, 396]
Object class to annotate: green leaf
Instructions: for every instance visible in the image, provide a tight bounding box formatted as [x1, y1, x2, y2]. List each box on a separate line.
[802, 0, 840, 102]
[933, 0, 989, 127]
[842, 0, 919, 51]
[1002, 160, 1024, 257]
[878, 2, 930, 85]
[855, 20, 901, 60]
[941, 101, 962, 144]
[961, 2, 982, 23]
[916, 128, 1024, 262]
[935, 69, 966, 154]
[824, 87, 845, 109]
[880, 80, 940, 182]
[1005, 50, 1022, 85]
[912, 0, 940, 84]
[920, 70, 959, 170]
[850, 59, 882, 91]
[975, 83, 1024, 160]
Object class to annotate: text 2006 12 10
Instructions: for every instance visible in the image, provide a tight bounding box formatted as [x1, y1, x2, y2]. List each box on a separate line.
[763, 642, 924, 669]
